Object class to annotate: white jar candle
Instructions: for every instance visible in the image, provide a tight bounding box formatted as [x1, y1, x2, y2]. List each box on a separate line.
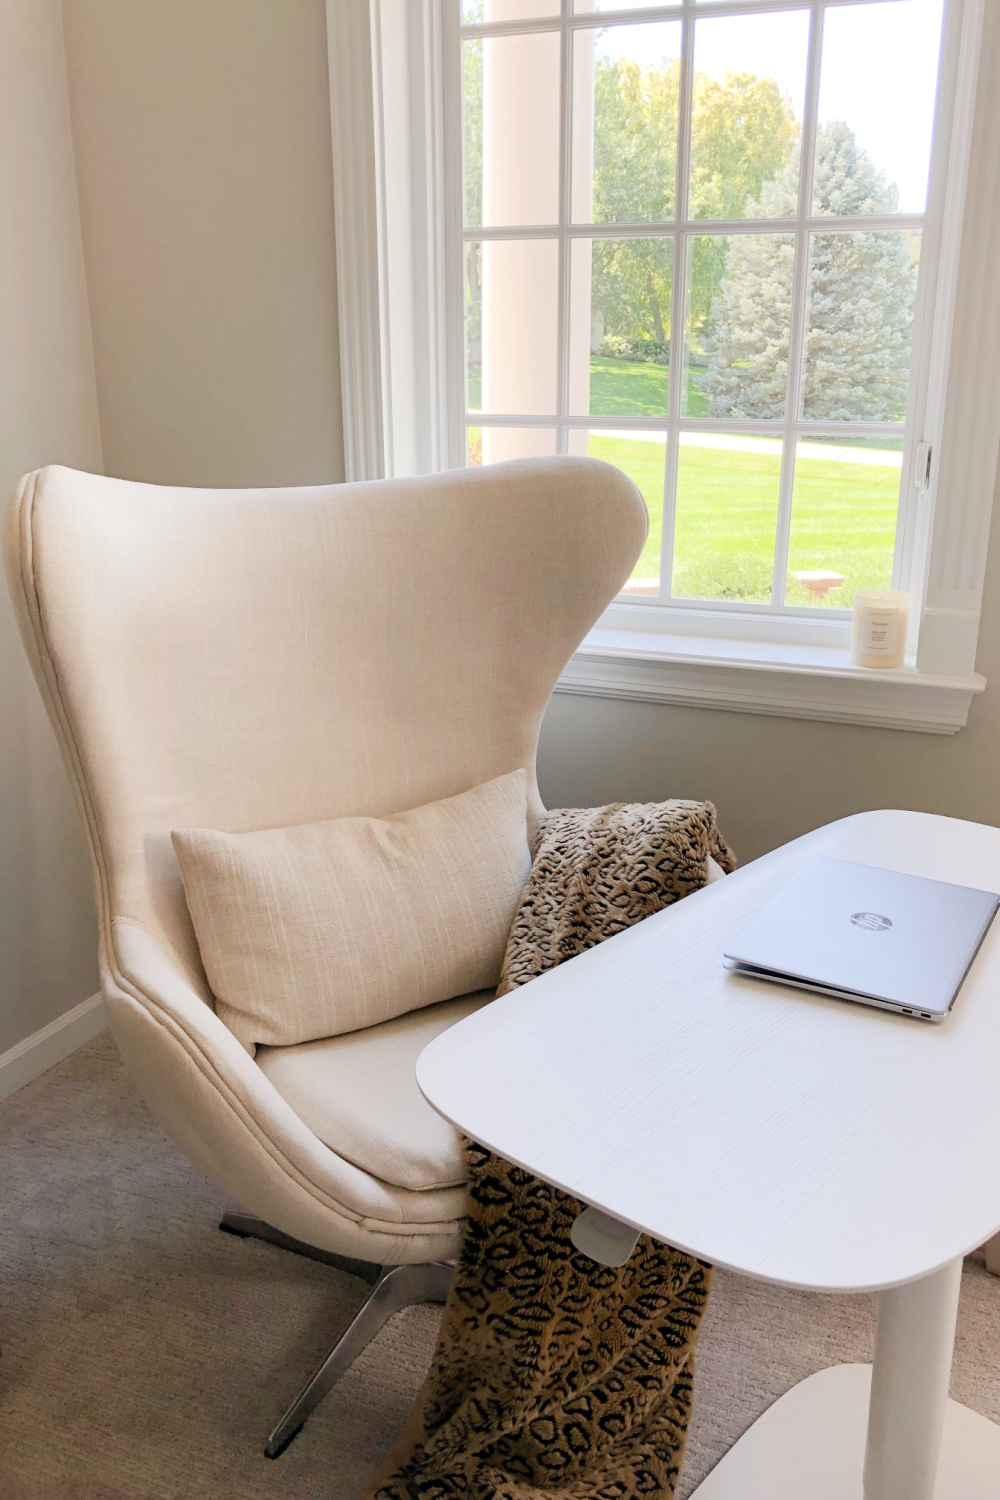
[851, 588, 909, 669]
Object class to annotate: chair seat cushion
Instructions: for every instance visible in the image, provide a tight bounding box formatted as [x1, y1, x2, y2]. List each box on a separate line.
[254, 991, 493, 1192]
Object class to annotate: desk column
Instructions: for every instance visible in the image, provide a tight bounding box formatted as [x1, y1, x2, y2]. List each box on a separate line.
[863, 1257, 963, 1500]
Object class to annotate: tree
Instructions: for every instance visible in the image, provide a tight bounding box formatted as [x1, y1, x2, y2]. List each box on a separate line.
[593, 55, 679, 227]
[590, 56, 678, 360]
[590, 60, 799, 357]
[687, 72, 799, 337]
[699, 120, 918, 419]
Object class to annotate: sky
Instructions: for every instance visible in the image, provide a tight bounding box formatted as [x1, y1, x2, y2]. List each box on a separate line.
[593, 0, 945, 213]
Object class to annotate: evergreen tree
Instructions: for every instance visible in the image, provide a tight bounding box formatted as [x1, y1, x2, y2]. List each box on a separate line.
[700, 120, 918, 419]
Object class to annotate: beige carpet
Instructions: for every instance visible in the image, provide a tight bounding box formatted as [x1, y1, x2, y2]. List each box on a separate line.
[1, 1032, 998, 1500]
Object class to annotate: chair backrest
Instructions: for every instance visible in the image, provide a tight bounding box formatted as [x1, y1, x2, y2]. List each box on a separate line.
[4, 458, 646, 1002]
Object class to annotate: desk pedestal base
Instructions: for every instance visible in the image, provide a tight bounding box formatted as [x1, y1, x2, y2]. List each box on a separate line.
[687, 1364, 1000, 1498]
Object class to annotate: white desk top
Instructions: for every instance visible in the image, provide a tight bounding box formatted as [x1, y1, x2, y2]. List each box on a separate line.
[417, 811, 1000, 1293]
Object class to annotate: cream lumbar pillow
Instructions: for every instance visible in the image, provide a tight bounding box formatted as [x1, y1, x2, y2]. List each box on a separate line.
[172, 769, 531, 1051]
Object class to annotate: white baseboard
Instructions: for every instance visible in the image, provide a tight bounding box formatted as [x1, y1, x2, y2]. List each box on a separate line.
[0, 992, 107, 1103]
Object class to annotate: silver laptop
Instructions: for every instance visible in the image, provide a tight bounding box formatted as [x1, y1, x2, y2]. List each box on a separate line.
[724, 856, 999, 1022]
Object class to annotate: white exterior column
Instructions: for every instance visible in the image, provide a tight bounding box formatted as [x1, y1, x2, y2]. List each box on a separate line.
[481, 3, 559, 462]
[479, 1, 593, 463]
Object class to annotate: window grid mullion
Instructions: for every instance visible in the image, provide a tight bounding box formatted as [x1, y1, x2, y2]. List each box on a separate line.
[465, 213, 925, 238]
[468, 413, 904, 435]
[771, 2, 825, 605]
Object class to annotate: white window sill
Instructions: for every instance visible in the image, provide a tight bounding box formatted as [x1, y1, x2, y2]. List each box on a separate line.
[556, 603, 985, 734]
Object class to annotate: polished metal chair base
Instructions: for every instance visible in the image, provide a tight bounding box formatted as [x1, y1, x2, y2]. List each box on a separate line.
[219, 1211, 453, 1458]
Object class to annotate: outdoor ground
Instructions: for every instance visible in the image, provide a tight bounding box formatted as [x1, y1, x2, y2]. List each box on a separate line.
[469, 357, 900, 607]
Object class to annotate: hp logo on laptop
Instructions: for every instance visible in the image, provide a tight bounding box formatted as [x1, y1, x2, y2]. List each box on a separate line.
[851, 911, 893, 932]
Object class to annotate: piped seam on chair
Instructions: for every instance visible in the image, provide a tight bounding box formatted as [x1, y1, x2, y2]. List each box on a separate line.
[11, 472, 118, 962]
[11, 481, 203, 1015]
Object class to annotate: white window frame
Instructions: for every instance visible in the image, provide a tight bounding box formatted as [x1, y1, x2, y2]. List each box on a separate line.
[326, 0, 999, 734]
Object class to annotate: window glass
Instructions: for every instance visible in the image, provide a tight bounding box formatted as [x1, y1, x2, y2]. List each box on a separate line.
[465, 242, 483, 412]
[462, 40, 483, 230]
[573, 22, 682, 224]
[814, 0, 945, 216]
[569, 238, 673, 416]
[801, 231, 920, 421]
[470, 240, 560, 415]
[469, 427, 558, 465]
[466, 32, 561, 228]
[672, 436, 782, 602]
[587, 430, 666, 593]
[463, 1, 559, 22]
[683, 235, 794, 419]
[690, 10, 810, 219]
[578, 0, 679, 11]
[786, 439, 902, 606]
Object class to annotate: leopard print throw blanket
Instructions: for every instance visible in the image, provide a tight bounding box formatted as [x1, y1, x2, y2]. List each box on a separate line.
[366, 800, 736, 1500]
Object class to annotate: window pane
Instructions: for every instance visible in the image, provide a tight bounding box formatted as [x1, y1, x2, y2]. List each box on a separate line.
[466, 242, 482, 411]
[468, 427, 558, 466]
[579, 0, 680, 12]
[683, 234, 794, 419]
[472, 239, 559, 415]
[786, 438, 902, 606]
[801, 230, 920, 421]
[569, 238, 673, 416]
[574, 22, 682, 224]
[672, 435, 782, 602]
[814, 0, 944, 217]
[690, 11, 809, 220]
[463, 2, 559, 24]
[585, 430, 666, 593]
[471, 32, 559, 228]
[463, 41, 483, 229]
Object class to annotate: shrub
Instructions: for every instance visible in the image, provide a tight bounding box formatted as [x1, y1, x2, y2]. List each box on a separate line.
[598, 333, 670, 366]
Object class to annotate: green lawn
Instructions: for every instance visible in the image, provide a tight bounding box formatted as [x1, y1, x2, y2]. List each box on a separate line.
[587, 434, 898, 605]
[588, 356, 713, 417]
[467, 357, 710, 417]
[785, 454, 899, 606]
[467, 356, 899, 606]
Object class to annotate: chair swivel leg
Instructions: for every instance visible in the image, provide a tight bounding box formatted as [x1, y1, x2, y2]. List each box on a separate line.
[264, 1260, 454, 1458]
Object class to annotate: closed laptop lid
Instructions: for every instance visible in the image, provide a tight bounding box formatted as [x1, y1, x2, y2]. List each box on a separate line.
[724, 856, 1000, 1014]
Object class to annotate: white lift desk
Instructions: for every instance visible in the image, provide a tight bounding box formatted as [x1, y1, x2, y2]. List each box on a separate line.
[417, 810, 1000, 1498]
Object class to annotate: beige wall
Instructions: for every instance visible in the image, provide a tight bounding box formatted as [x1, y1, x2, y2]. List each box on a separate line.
[61, 0, 345, 489]
[0, 0, 104, 1053]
